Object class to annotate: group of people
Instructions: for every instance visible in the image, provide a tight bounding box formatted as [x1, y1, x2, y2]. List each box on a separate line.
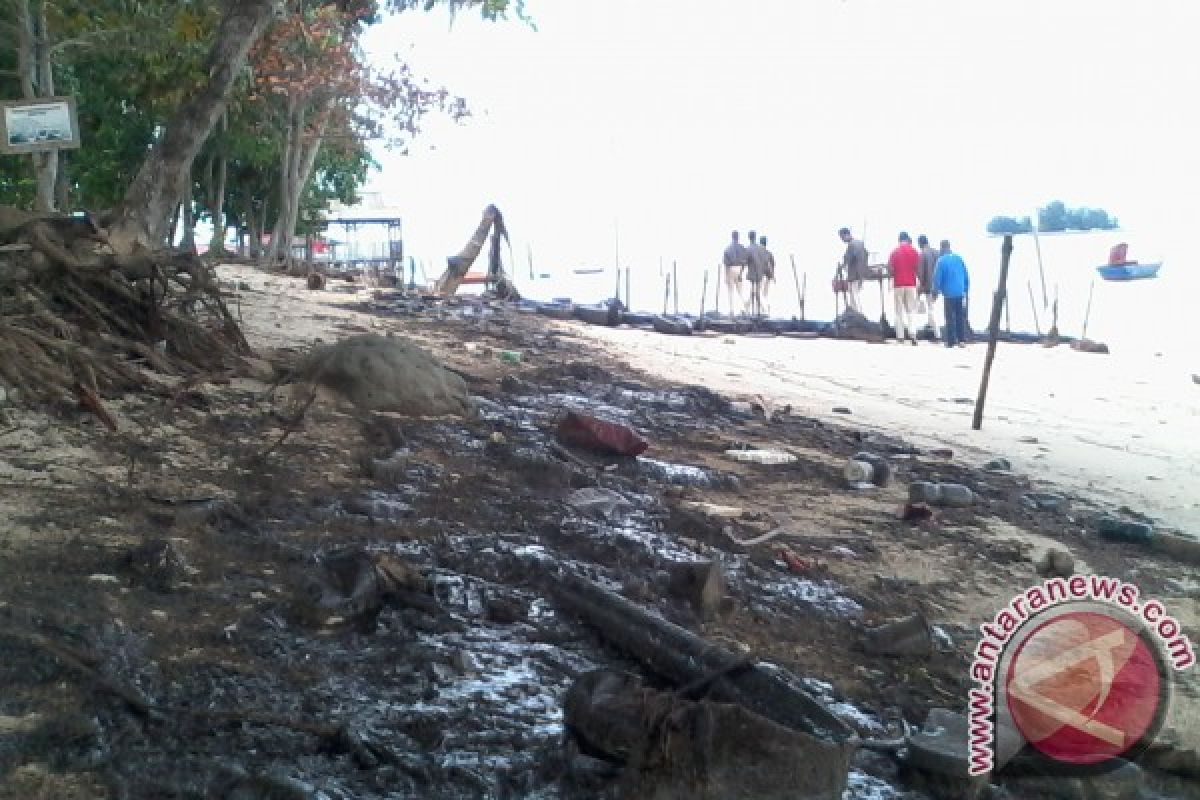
[838, 227, 971, 348]
[721, 230, 776, 317]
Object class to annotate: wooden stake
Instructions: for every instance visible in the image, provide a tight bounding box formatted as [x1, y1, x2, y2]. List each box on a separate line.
[700, 270, 708, 320]
[625, 267, 631, 310]
[1027, 280, 1041, 336]
[1081, 279, 1096, 341]
[801, 272, 807, 321]
[663, 272, 671, 316]
[672, 260, 679, 317]
[1032, 216, 1047, 308]
[527, 243, 534, 280]
[972, 234, 1014, 431]
[714, 262, 721, 317]
[790, 255, 803, 318]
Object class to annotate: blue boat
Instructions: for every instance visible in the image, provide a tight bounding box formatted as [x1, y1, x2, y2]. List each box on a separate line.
[1095, 262, 1161, 281]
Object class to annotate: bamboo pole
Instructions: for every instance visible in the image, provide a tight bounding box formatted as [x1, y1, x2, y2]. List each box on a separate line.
[527, 243, 534, 280]
[1027, 280, 1041, 336]
[1081, 279, 1096, 341]
[625, 267, 631, 311]
[663, 272, 671, 316]
[700, 269, 708, 320]
[972, 235, 1014, 431]
[801, 272, 807, 321]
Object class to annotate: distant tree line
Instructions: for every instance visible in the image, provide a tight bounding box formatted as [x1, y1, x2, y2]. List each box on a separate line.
[987, 201, 1119, 235]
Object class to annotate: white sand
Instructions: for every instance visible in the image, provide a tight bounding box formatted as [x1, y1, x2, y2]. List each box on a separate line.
[570, 326, 1200, 534]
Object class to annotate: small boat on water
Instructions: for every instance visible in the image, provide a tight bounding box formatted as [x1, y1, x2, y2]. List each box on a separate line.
[573, 305, 621, 326]
[1096, 262, 1161, 282]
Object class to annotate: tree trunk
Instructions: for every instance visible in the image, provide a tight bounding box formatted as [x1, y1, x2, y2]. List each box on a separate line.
[265, 95, 302, 267]
[180, 195, 197, 254]
[168, 201, 182, 246]
[280, 114, 327, 274]
[55, 149, 69, 210]
[16, 0, 58, 212]
[208, 155, 228, 255]
[108, 0, 279, 252]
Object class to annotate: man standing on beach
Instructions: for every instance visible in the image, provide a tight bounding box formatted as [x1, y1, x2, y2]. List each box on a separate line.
[917, 234, 939, 338]
[838, 227, 868, 313]
[722, 231, 749, 318]
[745, 230, 769, 317]
[887, 232, 920, 345]
[756, 234, 776, 316]
[932, 240, 970, 348]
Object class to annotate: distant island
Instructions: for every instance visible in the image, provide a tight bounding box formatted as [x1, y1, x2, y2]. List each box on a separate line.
[987, 201, 1119, 235]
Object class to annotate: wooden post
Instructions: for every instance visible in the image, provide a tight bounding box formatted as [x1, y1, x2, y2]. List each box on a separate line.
[527, 243, 534, 280]
[801, 272, 807, 321]
[1004, 293, 1011, 333]
[700, 269, 708, 320]
[790, 255, 803, 318]
[1027, 280, 1041, 336]
[972, 235, 1014, 431]
[1081, 279, 1096, 341]
[625, 267, 631, 311]
[1032, 216, 1047, 308]
[614, 264, 621, 305]
[672, 260, 679, 317]
[714, 262, 721, 317]
[663, 272, 671, 316]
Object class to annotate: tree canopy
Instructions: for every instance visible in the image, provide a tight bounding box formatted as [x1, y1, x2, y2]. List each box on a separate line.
[1, 0, 520, 260]
[987, 201, 1119, 235]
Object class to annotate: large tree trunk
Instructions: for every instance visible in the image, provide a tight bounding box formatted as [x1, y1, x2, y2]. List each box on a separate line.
[281, 115, 328, 274]
[264, 95, 301, 267]
[107, 0, 279, 252]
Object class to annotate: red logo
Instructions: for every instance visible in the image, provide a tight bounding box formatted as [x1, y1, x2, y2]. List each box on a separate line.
[1004, 610, 1165, 767]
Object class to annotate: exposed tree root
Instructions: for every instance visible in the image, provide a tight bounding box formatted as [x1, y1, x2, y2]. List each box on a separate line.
[0, 205, 250, 411]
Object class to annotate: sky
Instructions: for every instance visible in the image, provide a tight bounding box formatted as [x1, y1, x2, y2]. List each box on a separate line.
[356, 0, 1200, 321]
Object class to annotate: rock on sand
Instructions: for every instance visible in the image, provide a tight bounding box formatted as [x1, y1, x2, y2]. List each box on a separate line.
[299, 334, 473, 416]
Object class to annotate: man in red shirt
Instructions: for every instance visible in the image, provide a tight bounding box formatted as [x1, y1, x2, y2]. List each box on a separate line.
[887, 232, 920, 345]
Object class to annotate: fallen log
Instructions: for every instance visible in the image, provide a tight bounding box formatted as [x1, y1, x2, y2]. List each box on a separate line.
[548, 573, 855, 744]
[564, 669, 853, 800]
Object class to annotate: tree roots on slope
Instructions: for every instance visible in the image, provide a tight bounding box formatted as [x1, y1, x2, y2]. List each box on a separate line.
[0, 205, 250, 412]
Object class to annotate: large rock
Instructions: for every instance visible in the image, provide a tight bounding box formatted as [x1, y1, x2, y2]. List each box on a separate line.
[299, 334, 472, 416]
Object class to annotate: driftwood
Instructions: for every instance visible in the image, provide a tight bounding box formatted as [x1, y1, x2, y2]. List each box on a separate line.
[549, 573, 855, 744]
[0, 204, 248, 410]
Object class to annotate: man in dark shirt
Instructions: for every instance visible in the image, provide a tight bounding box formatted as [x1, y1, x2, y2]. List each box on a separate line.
[917, 234, 939, 338]
[722, 231, 749, 317]
[838, 227, 868, 313]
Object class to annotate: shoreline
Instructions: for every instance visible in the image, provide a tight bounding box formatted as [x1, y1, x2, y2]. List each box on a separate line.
[566, 323, 1200, 536]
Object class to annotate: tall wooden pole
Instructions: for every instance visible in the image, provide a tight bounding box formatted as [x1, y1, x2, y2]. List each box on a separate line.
[973, 235, 1014, 431]
[527, 243, 534, 280]
[672, 260, 679, 316]
[700, 269, 708, 320]
[1032, 215, 1047, 308]
[1027, 280, 1041, 336]
[714, 262, 721, 317]
[790, 255, 803, 318]
[1081, 279, 1096, 341]
[663, 272, 671, 316]
[625, 267, 631, 311]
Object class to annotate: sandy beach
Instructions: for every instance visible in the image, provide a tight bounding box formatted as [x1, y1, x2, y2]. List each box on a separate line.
[571, 325, 1200, 535]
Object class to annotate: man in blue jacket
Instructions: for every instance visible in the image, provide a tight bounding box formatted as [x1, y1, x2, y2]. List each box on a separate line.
[932, 240, 969, 348]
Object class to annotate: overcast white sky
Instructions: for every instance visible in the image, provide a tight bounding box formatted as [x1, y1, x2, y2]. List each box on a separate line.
[360, 0, 1200, 293]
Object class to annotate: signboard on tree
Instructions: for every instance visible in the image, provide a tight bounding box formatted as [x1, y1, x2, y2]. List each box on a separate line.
[1, 96, 80, 154]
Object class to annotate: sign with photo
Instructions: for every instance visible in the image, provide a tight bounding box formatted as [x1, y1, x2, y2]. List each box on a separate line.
[1, 96, 80, 154]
